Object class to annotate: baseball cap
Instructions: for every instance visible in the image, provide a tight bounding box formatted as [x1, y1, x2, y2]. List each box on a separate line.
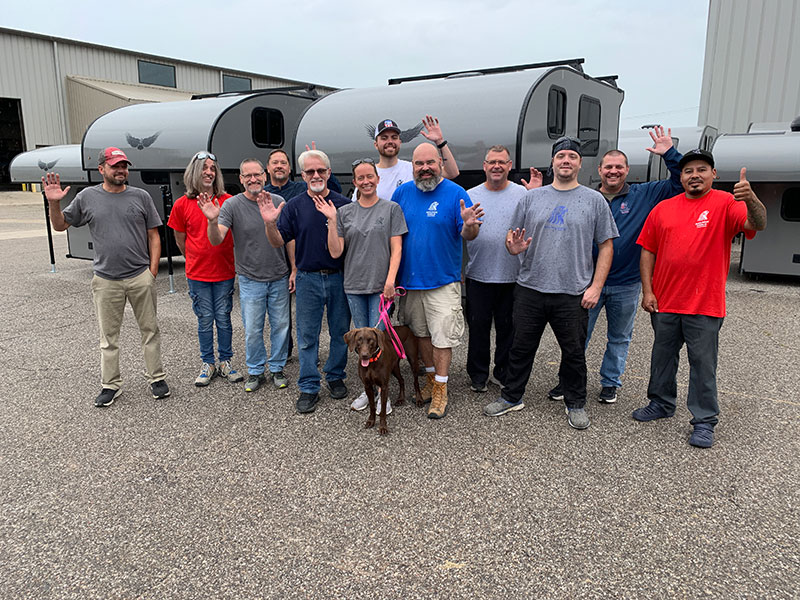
[678, 149, 714, 170]
[375, 119, 401, 139]
[99, 147, 131, 166]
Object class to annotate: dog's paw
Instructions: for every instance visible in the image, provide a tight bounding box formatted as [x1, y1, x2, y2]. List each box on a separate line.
[378, 424, 389, 435]
[395, 396, 406, 406]
[365, 418, 375, 429]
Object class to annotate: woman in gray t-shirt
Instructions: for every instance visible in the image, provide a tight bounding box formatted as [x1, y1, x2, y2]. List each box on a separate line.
[314, 159, 408, 410]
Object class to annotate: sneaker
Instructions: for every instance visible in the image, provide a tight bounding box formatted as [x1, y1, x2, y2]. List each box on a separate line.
[350, 390, 369, 411]
[565, 407, 590, 429]
[95, 388, 121, 408]
[328, 379, 348, 400]
[245, 374, 266, 393]
[297, 392, 319, 414]
[427, 381, 448, 419]
[219, 360, 244, 383]
[151, 380, 170, 399]
[194, 363, 216, 387]
[483, 398, 524, 417]
[377, 395, 393, 415]
[598, 386, 617, 404]
[548, 384, 564, 401]
[689, 424, 714, 448]
[470, 380, 488, 393]
[632, 401, 673, 422]
[421, 372, 435, 403]
[271, 370, 288, 389]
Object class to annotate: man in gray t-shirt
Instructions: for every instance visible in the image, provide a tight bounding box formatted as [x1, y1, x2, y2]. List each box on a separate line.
[44, 147, 169, 407]
[483, 137, 618, 431]
[200, 158, 291, 393]
[465, 145, 539, 393]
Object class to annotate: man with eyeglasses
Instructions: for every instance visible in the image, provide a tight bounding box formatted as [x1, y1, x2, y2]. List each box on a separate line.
[260, 150, 352, 414]
[464, 145, 541, 394]
[200, 158, 291, 393]
[43, 147, 170, 407]
[392, 142, 483, 419]
[360, 116, 460, 201]
[547, 125, 683, 406]
[482, 137, 618, 431]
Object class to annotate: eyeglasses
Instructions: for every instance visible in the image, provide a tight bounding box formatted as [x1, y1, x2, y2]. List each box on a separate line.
[484, 160, 511, 166]
[240, 171, 265, 180]
[194, 152, 217, 162]
[352, 158, 375, 167]
[303, 168, 329, 177]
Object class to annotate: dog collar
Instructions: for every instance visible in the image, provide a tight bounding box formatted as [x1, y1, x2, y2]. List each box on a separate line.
[367, 348, 382, 363]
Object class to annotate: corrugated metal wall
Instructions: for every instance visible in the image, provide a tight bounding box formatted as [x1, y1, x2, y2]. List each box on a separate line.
[0, 27, 335, 151]
[699, 0, 800, 132]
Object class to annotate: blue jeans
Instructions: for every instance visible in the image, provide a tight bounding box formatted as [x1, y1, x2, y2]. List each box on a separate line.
[295, 270, 351, 394]
[346, 293, 382, 329]
[238, 274, 291, 375]
[586, 282, 641, 389]
[187, 278, 235, 364]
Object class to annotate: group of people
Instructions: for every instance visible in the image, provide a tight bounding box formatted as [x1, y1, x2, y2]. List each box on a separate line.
[43, 115, 766, 449]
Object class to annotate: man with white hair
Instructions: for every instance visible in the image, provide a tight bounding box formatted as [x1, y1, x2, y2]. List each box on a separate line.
[261, 150, 352, 414]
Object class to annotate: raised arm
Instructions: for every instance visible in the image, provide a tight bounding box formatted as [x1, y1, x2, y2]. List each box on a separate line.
[198, 193, 229, 246]
[421, 115, 460, 179]
[256, 191, 287, 247]
[734, 168, 767, 231]
[460, 199, 484, 241]
[312, 195, 344, 258]
[42, 173, 71, 231]
[582, 238, 613, 308]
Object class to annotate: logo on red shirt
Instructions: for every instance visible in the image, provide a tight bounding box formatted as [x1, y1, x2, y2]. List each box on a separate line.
[695, 210, 709, 228]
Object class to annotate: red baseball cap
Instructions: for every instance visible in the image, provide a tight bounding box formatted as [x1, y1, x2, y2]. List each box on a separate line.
[99, 147, 131, 166]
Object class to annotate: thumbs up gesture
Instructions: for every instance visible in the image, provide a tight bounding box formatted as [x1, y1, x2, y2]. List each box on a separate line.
[733, 167, 753, 202]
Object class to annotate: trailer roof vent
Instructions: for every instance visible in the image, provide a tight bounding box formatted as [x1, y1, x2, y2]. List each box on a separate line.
[791, 115, 800, 132]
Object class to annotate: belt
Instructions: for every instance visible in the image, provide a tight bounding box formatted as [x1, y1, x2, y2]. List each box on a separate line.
[306, 268, 339, 275]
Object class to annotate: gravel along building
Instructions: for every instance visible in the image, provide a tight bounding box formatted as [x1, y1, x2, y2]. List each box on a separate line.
[0, 26, 334, 187]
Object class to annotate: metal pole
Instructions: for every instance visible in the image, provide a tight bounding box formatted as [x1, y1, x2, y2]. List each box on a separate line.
[160, 185, 176, 294]
[41, 188, 57, 273]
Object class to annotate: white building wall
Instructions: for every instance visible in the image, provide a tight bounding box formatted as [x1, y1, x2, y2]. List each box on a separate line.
[699, 0, 800, 132]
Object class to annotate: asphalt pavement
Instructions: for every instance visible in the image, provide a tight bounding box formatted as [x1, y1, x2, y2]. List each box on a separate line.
[1, 191, 798, 599]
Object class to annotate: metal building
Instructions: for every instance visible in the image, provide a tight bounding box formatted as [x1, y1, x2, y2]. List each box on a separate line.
[0, 26, 334, 185]
[699, 0, 800, 133]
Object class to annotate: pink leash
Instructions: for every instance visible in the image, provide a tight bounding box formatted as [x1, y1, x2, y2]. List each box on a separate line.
[377, 287, 407, 359]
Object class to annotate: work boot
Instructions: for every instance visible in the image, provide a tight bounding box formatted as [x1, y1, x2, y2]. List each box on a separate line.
[421, 372, 435, 403]
[427, 381, 448, 419]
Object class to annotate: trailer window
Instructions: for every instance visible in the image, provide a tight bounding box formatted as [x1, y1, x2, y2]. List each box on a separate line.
[578, 96, 601, 156]
[781, 188, 800, 221]
[252, 108, 284, 148]
[223, 75, 252, 93]
[138, 61, 176, 88]
[547, 87, 566, 138]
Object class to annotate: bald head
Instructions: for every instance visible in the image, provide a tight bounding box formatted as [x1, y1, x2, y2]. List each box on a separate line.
[412, 143, 443, 192]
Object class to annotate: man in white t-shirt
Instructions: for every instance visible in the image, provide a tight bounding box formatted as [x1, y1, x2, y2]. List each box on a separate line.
[355, 116, 461, 201]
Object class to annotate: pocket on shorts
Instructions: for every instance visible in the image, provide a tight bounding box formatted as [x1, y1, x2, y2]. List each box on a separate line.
[444, 305, 465, 341]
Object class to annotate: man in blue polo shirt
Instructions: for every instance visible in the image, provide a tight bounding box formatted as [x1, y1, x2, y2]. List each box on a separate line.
[548, 125, 683, 405]
[262, 149, 352, 414]
[393, 142, 483, 419]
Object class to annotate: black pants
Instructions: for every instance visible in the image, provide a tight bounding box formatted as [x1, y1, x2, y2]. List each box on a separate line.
[647, 312, 723, 426]
[465, 278, 515, 386]
[501, 286, 588, 409]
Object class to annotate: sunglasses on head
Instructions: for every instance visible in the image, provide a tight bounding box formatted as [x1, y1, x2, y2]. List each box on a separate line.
[194, 152, 217, 162]
[351, 158, 375, 167]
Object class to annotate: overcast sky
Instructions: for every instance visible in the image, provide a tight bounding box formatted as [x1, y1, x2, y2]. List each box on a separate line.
[4, 1, 709, 130]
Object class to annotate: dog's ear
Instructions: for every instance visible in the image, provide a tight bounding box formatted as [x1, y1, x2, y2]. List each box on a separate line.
[344, 330, 356, 351]
[373, 328, 385, 352]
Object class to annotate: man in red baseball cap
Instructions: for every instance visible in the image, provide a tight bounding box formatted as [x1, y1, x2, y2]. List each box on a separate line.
[43, 147, 170, 407]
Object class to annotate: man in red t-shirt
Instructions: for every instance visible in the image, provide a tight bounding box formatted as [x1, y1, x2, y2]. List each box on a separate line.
[168, 152, 243, 387]
[633, 149, 766, 448]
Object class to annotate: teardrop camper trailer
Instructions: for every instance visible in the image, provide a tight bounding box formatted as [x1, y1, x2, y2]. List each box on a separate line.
[711, 122, 800, 277]
[294, 60, 624, 192]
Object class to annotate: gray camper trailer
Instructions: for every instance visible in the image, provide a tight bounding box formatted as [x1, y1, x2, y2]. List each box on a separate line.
[9, 144, 96, 260]
[712, 125, 800, 277]
[618, 125, 718, 184]
[294, 61, 625, 192]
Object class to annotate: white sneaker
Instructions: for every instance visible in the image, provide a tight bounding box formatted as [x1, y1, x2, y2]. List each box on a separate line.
[350, 390, 369, 411]
[377, 396, 392, 415]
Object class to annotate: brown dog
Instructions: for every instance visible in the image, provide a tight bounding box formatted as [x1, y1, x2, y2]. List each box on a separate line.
[343, 326, 422, 434]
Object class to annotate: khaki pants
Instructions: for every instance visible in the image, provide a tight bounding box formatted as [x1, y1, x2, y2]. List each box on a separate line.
[91, 269, 165, 389]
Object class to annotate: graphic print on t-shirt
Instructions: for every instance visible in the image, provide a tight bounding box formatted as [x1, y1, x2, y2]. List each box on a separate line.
[695, 210, 709, 228]
[545, 205, 568, 230]
[426, 202, 439, 217]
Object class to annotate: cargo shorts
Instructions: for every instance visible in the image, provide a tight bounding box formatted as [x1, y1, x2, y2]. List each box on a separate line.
[399, 282, 465, 349]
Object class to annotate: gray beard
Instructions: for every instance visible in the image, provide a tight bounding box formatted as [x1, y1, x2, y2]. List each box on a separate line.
[414, 175, 441, 192]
